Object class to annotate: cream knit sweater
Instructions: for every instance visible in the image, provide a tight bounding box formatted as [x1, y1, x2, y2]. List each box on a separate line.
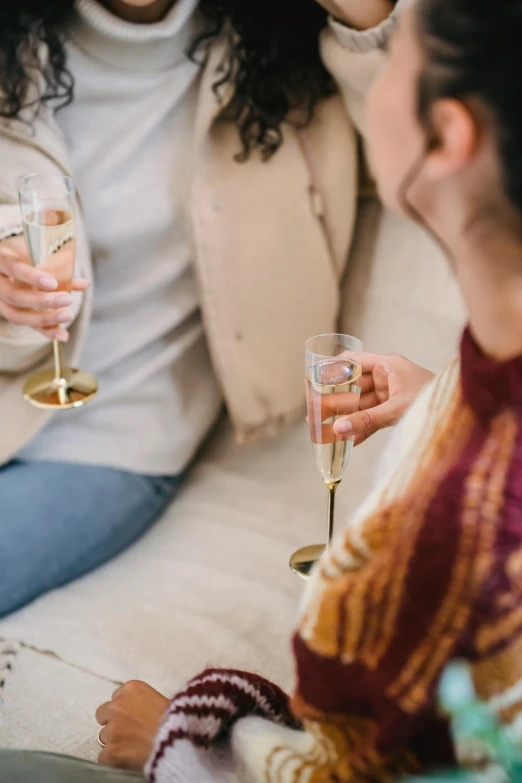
[19, 0, 223, 475]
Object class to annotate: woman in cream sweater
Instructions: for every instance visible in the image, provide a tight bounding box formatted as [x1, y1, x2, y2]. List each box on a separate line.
[0, 0, 450, 618]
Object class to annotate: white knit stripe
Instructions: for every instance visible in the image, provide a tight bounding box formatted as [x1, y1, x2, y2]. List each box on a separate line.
[215, 673, 277, 716]
[179, 672, 277, 717]
[169, 693, 236, 715]
[488, 676, 522, 713]
[148, 711, 223, 781]
[265, 742, 322, 783]
[151, 714, 187, 767]
[321, 523, 372, 579]
[160, 712, 224, 739]
[151, 693, 232, 771]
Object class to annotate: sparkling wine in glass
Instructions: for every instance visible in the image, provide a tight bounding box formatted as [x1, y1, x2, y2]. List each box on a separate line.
[290, 334, 362, 578]
[17, 174, 98, 409]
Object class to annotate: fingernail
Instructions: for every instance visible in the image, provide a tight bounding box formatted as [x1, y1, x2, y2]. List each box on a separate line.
[39, 275, 58, 290]
[54, 330, 69, 342]
[335, 420, 352, 434]
[54, 294, 72, 307]
[57, 311, 72, 323]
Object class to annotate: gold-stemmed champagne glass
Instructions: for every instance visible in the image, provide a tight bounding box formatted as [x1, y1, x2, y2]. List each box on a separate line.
[290, 334, 362, 578]
[17, 174, 98, 409]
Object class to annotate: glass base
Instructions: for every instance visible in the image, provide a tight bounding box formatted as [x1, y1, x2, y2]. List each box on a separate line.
[289, 544, 326, 579]
[23, 367, 98, 410]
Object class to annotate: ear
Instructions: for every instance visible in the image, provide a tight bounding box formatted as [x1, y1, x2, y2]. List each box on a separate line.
[423, 98, 479, 182]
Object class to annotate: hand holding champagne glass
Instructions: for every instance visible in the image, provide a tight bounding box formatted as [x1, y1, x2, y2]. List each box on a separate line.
[16, 174, 98, 409]
[290, 334, 362, 578]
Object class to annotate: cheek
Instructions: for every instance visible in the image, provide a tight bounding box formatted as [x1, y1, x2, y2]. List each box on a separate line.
[367, 77, 422, 212]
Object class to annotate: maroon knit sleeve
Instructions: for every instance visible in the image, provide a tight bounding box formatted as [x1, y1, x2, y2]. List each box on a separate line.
[147, 668, 300, 780]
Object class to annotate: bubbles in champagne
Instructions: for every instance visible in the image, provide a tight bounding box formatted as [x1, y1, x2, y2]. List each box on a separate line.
[307, 358, 361, 484]
[22, 208, 75, 292]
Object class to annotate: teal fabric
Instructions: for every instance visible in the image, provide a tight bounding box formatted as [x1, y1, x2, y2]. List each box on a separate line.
[404, 661, 522, 782]
[406, 770, 522, 782]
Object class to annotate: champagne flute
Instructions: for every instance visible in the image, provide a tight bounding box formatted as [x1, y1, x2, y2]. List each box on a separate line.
[17, 174, 98, 409]
[290, 334, 362, 578]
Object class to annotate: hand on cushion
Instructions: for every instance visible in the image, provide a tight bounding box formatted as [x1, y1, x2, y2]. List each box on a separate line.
[314, 0, 395, 30]
[96, 681, 169, 771]
[96, 669, 299, 776]
[330, 352, 435, 445]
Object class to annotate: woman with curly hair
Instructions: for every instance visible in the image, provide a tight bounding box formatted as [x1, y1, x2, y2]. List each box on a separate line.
[5, 0, 522, 780]
[0, 0, 409, 618]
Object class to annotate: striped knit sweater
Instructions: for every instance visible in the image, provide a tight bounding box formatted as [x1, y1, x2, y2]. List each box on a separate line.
[146, 328, 522, 783]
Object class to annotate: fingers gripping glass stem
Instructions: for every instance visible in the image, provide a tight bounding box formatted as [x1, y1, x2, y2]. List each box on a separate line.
[290, 334, 362, 579]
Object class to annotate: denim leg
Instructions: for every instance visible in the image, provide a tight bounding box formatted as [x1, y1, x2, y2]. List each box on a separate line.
[0, 460, 183, 618]
[0, 750, 145, 783]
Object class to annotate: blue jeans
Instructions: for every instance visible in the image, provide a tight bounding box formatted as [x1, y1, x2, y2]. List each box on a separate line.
[0, 751, 144, 782]
[0, 460, 182, 618]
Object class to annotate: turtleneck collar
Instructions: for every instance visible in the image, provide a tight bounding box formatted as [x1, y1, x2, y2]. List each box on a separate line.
[70, 0, 201, 71]
[461, 327, 522, 420]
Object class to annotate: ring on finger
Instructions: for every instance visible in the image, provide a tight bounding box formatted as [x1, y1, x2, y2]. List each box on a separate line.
[97, 726, 106, 749]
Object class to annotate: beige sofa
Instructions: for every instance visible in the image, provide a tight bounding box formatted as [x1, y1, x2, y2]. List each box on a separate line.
[0, 198, 464, 761]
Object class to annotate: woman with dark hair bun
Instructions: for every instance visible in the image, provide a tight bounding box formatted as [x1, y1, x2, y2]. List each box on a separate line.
[4, 0, 522, 780]
[0, 0, 411, 617]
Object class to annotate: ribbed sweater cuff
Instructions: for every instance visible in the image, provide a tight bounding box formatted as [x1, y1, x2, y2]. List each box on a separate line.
[329, 0, 410, 52]
[146, 669, 296, 782]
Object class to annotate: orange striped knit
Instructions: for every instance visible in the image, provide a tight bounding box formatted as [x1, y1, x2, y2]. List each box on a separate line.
[147, 329, 522, 783]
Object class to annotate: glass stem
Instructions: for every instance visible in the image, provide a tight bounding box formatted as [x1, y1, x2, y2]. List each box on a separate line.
[326, 481, 340, 548]
[52, 339, 68, 405]
[53, 339, 63, 382]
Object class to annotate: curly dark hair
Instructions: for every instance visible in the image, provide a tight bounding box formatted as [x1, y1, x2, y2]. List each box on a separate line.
[0, 0, 334, 159]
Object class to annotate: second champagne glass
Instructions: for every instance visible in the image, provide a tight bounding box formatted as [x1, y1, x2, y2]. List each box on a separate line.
[17, 174, 98, 409]
[290, 333, 362, 578]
